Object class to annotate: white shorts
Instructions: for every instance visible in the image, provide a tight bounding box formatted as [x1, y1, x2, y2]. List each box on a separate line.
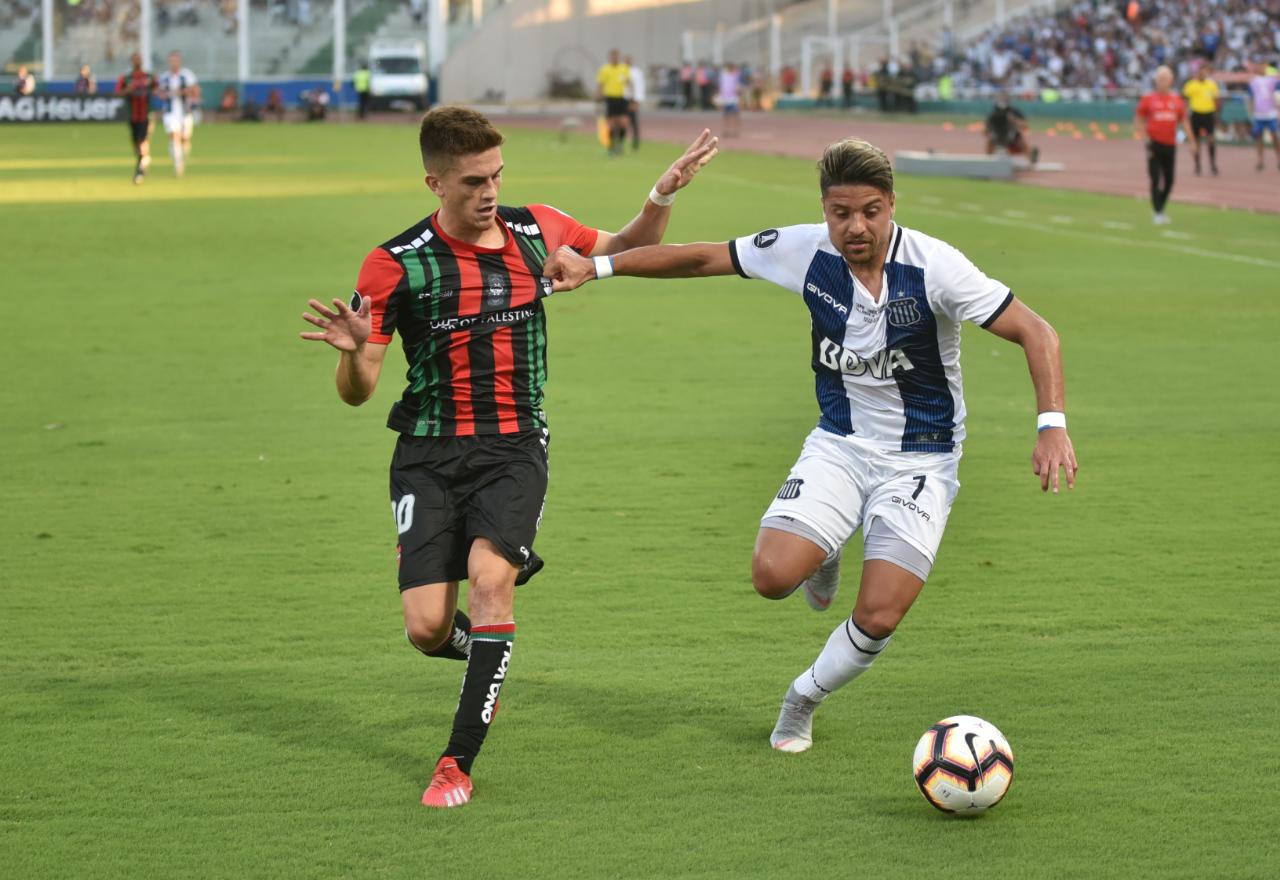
[761, 427, 960, 563]
[163, 112, 194, 136]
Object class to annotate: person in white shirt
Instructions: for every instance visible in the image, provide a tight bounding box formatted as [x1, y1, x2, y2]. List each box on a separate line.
[540, 137, 1077, 754]
[155, 51, 200, 177]
[719, 63, 742, 137]
[14, 64, 35, 95]
[624, 55, 645, 150]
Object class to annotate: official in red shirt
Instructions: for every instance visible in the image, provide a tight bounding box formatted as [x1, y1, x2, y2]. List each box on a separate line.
[1135, 65, 1192, 224]
[114, 53, 156, 185]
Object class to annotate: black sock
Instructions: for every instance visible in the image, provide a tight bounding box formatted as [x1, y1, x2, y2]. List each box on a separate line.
[408, 610, 472, 661]
[443, 622, 514, 775]
[1209, 142, 1217, 166]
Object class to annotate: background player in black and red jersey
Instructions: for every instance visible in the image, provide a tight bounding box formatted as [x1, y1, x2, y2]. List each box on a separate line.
[114, 53, 156, 185]
[300, 107, 717, 808]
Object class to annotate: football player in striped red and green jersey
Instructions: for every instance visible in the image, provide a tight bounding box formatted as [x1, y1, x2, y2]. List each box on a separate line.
[301, 106, 717, 808]
[114, 53, 156, 184]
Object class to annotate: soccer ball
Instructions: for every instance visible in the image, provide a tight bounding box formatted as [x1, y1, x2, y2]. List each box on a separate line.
[912, 715, 1015, 814]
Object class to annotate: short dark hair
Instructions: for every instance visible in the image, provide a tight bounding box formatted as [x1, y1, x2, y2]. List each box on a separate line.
[817, 137, 894, 196]
[419, 106, 505, 172]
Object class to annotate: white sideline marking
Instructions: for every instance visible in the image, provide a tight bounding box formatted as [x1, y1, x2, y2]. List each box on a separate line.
[708, 173, 1280, 270]
[958, 202, 982, 211]
[1002, 209, 1028, 218]
[1161, 230, 1194, 240]
[1102, 221, 1132, 230]
[1048, 215, 1074, 224]
[913, 205, 1280, 269]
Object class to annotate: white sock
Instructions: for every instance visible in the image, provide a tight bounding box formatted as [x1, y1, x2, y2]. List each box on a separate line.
[171, 141, 183, 173]
[792, 617, 891, 702]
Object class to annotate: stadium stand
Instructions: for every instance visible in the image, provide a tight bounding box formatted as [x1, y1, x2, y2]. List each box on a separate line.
[298, 0, 400, 75]
[940, 0, 1279, 96]
[6, 0, 436, 79]
[1, 2, 39, 72]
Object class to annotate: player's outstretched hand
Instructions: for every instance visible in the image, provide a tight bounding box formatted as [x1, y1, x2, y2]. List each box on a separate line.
[300, 295, 371, 351]
[1032, 428, 1078, 494]
[653, 128, 719, 198]
[542, 245, 596, 293]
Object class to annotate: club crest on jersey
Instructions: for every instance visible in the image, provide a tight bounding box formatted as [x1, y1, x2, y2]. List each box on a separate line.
[887, 298, 923, 327]
[776, 478, 804, 500]
[485, 274, 506, 305]
[753, 229, 779, 249]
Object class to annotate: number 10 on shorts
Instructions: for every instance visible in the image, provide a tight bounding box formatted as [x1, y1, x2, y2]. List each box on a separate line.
[393, 495, 415, 535]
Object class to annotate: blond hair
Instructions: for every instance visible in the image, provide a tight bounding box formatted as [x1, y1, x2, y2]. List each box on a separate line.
[817, 138, 894, 195]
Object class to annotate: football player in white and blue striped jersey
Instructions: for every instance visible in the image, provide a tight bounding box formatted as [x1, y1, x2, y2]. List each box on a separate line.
[542, 137, 1077, 754]
[155, 51, 199, 177]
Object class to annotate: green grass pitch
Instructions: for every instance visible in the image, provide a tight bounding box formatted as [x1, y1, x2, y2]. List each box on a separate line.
[2, 121, 1278, 879]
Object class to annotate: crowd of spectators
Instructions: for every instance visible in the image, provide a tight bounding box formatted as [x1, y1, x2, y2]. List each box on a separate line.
[45, 0, 318, 49]
[764, 1, 1279, 108]
[651, 62, 768, 110]
[942, 0, 1280, 99]
[1, 0, 36, 31]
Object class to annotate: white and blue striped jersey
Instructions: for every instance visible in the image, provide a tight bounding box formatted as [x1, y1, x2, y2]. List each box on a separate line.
[729, 222, 1013, 453]
[158, 68, 198, 116]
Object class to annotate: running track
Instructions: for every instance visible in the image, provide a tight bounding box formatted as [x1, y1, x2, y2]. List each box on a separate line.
[490, 109, 1280, 215]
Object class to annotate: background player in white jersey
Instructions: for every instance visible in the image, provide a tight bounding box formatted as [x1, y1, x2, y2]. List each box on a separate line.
[542, 137, 1077, 753]
[155, 51, 199, 177]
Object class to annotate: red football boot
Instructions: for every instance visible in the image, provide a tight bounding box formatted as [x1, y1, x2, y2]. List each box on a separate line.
[421, 757, 472, 808]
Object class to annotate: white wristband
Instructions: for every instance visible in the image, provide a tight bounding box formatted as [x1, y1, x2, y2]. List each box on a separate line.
[1037, 411, 1067, 432]
[593, 255, 614, 279]
[648, 186, 676, 207]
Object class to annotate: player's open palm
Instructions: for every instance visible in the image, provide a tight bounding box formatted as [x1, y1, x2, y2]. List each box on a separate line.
[1032, 428, 1078, 494]
[543, 246, 595, 292]
[655, 128, 719, 196]
[300, 296, 371, 352]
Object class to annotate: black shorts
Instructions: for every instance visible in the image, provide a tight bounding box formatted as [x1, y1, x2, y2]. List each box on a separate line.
[990, 129, 1026, 151]
[129, 120, 149, 144]
[604, 97, 629, 118]
[390, 431, 549, 590]
[1190, 112, 1216, 137]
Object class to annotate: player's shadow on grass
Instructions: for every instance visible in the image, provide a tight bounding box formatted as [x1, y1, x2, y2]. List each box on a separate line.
[37, 669, 434, 785]
[513, 676, 773, 750]
[34, 663, 777, 780]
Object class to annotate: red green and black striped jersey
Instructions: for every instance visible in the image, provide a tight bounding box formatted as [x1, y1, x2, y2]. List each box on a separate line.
[115, 69, 156, 123]
[356, 205, 599, 437]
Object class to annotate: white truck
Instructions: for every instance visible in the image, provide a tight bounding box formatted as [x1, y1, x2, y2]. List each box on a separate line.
[368, 40, 429, 111]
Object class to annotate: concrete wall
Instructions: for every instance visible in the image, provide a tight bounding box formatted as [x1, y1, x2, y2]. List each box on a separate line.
[440, 0, 775, 103]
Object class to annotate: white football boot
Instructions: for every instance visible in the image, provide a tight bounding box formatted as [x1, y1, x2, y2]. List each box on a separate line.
[770, 685, 820, 753]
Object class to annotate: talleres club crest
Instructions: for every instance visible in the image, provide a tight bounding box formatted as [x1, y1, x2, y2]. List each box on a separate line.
[887, 297, 922, 327]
